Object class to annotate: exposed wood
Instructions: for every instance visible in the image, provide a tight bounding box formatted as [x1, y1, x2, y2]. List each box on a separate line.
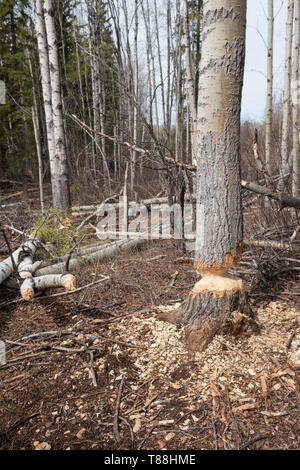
[20, 273, 76, 301]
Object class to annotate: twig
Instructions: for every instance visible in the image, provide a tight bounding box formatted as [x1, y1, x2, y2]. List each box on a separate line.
[0, 412, 40, 440]
[287, 316, 299, 350]
[113, 376, 124, 443]
[65, 234, 86, 272]
[225, 387, 243, 442]
[211, 418, 218, 450]
[119, 417, 134, 441]
[239, 434, 270, 450]
[28, 276, 110, 300]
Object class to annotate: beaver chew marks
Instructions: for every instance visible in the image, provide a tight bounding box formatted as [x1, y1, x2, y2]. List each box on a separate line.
[191, 273, 243, 299]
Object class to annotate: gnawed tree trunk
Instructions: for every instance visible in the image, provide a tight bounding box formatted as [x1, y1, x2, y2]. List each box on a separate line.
[20, 273, 76, 301]
[159, 0, 252, 352]
[2, 236, 149, 294]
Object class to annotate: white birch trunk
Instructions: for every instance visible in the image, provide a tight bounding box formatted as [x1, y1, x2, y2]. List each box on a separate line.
[35, 0, 57, 207]
[292, 0, 300, 196]
[44, 0, 70, 211]
[280, 0, 294, 189]
[266, 0, 274, 174]
[183, 0, 197, 166]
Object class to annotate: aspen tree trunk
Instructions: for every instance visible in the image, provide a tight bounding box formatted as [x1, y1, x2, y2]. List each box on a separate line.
[154, 0, 166, 127]
[141, 0, 159, 130]
[160, 0, 249, 352]
[131, 0, 139, 192]
[183, 0, 197, 166]
[35, 0, 57, 207]
[87, 1, 102, 175]
[32, 104, 44, 213]
[175, 0, 183, 162]
[266, 0, 274, 174]
[280, 0, 294, 190]
[44, 0, 71, 211]
[292, 0, 300, 196]
[166, 0, 172, 146]
[25, 49, 44, 213]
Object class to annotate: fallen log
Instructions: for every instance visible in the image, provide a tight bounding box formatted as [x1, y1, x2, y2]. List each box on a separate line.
[0, 238, 39, 285]
[37, 241, 112, 269]
[34, 236, 149, 276]
[20, 273, 76, 301]
[17, 239, 40, 279]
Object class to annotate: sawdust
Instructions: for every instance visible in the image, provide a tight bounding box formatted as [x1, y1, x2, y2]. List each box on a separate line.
[99, 300, 299, 405]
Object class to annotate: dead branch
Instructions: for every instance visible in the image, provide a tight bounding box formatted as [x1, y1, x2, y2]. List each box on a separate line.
[241, 179, 300, 210]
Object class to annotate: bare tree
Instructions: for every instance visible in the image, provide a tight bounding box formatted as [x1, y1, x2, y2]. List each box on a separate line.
[43, 0, 71, 210]
[292, 0, 300, 196]
[183, 0, 197, 165]
[280, 0, 294, 190]
[266, 0, 274, 174]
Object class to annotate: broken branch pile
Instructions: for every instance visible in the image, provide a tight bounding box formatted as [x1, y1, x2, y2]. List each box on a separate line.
[0, 235, 76, 301]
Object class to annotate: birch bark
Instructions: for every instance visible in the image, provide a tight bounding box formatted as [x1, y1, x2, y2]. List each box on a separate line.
[292, 0, 300, 196]
[35, 0, 57, 207]
[44, 0, 71, 210]
[266, 0, 274, 174]
[280, 0, 294, 190]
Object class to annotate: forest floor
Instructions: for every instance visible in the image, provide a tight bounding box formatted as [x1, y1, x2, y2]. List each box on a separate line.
[0, 183, 299, 451]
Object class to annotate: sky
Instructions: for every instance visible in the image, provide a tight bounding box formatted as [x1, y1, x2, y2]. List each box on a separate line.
[241, 0, 288, 122]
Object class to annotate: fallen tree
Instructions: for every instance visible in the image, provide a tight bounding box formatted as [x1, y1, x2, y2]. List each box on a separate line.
[0, 238, 39, 285]
[1, 235, 149, 294]
[35, 236, 148, 276]
[20, 273, 76, 301]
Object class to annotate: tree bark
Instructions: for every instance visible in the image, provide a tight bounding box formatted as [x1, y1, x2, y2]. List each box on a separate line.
[35, 0, 57, 207]
[183, 0, 197, 165]
[43, 0, 71, 211]
[266, 0, 274, 174]
[279, 0, 294, 190]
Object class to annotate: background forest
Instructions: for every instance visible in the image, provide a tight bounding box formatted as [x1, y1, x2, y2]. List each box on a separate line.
[0, 0, 298, 209]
